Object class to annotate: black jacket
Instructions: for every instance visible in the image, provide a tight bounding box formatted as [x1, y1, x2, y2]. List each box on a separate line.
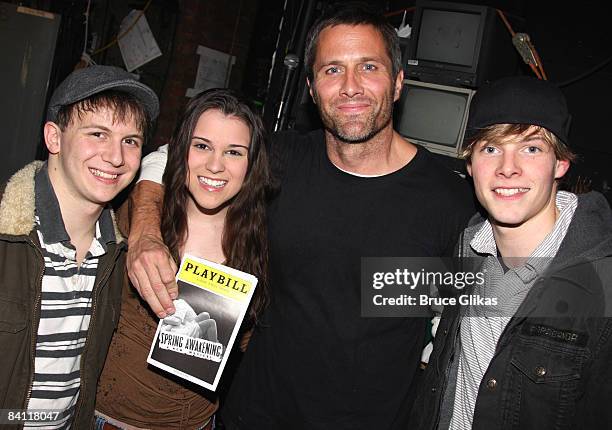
[410, 192, 612, 430]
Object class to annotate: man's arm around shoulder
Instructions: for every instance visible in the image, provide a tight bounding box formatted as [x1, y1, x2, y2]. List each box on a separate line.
[127, 179, 178, 317]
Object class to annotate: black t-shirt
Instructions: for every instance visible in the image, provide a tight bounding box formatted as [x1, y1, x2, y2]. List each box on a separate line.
[222, 129, 475, 429]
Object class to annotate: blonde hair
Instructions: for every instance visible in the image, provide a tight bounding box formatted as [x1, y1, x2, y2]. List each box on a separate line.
[462, 124, 576, 163]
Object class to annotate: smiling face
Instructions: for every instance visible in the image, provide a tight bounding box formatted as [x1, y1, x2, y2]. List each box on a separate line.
[44, 106, 143, 211]
[308, 24, 403, 143]
[467, 126, 570, 231]
[185, 109, 251, 214]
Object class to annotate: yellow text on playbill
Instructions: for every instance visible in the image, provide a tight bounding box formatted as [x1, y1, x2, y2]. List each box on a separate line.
[179, 258, 252, 301]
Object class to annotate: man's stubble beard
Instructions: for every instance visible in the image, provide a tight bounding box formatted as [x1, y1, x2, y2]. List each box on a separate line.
[312, 86, 395, 144]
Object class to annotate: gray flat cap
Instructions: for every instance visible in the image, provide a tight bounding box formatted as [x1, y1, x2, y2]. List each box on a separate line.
[46, 65, 160, 122]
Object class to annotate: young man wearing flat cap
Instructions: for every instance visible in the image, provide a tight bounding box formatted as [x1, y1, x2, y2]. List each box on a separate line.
[0, 65, 158, 429]
[410, 76, 612, 429]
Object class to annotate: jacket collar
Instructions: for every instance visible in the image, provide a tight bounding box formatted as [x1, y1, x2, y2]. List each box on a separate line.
[552, 191, 612, 267]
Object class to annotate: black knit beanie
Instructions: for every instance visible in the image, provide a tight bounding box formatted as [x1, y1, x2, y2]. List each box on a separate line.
[465, 76, 570, 146]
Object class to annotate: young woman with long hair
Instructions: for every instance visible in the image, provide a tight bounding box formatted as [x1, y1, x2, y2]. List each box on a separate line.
[95, 88, 270, 429]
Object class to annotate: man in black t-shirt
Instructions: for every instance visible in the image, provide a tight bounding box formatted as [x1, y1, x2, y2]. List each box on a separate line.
[126, 3, 475, 429]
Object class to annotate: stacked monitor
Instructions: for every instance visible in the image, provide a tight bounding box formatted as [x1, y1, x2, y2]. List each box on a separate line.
[404, 0, 517, 87]
[396, 1, 518, 159]
[395, 80, 475, 159]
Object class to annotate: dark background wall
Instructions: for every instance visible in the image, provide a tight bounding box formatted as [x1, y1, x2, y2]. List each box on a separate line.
[522, 0, 612, 196]
[2, 0, 610, 199]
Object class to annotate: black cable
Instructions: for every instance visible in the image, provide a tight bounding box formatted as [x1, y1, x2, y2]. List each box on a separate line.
[556, 54, 612, 88]
[287, 0, 305, 51]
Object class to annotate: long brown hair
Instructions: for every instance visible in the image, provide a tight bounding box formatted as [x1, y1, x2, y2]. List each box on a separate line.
[161, 88, 270, 323]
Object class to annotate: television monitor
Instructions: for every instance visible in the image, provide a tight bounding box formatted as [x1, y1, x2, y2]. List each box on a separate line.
[404, 0, 518, 88]
[395, 79, 475, 159]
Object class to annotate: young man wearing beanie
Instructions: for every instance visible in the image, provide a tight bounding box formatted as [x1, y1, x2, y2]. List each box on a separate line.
[0, 65, 158, 429]
[410, 76, 612, 429]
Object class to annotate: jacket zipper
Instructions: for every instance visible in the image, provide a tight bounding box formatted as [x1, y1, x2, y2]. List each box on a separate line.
[71, 247, 119, 425]
[432, 230, 466, 430]
[23, 237, 46, 414]
[432, 318, 460, 430]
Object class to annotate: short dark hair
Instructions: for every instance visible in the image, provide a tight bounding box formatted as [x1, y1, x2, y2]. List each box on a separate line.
[303, 1, 401, 82]
[55, 89, 150, 137]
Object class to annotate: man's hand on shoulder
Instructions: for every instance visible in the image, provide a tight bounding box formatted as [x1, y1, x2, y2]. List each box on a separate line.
[128, 233, 178, 317]
[127, 180, 178, 317]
